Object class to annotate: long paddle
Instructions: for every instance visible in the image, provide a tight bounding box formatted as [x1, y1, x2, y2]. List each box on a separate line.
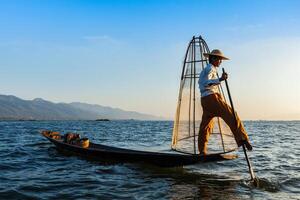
[222, 68, 258, 186]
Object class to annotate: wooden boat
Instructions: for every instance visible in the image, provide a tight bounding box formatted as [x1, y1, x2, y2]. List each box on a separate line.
[41, 131, 237, 167]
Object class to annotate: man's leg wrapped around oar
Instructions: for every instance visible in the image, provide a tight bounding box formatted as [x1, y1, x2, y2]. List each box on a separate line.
[198, 93, 252, 154]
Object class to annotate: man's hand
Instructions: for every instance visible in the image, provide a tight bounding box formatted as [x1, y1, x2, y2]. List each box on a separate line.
[219, 72, 228, 82]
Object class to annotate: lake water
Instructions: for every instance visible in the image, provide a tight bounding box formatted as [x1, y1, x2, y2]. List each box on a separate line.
[0, 120, 299, 199]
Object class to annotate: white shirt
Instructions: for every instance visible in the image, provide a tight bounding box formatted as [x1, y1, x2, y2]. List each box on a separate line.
[198, 64, 220, 97]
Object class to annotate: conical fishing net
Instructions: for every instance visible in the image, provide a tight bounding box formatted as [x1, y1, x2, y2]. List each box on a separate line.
[172, 36, 238, 155]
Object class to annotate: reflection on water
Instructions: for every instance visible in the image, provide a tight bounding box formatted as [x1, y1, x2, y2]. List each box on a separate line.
[0, 120, 299, 199]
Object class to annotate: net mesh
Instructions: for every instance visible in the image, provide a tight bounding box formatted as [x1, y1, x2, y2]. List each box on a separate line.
[172, 36, 238, 155]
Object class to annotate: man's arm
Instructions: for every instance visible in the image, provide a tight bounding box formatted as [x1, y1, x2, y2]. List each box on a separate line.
[206, 71, 228, 86]
[219, 72, 228, 82]
[203, 66, 218, 86]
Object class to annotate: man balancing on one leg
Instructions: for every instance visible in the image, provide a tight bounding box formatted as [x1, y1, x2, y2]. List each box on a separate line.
[198, 49, 252, 155]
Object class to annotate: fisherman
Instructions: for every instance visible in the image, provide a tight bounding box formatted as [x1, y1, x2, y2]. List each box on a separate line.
[198, 49, 252, 155]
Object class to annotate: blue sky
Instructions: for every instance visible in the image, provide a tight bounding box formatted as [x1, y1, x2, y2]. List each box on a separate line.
[0, 0, 299, 119]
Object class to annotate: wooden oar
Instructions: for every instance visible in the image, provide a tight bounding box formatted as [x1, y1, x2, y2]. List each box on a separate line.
[222, 68, 258, 186]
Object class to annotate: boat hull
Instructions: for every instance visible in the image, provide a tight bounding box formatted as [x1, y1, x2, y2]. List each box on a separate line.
[42, 131, 237, 167]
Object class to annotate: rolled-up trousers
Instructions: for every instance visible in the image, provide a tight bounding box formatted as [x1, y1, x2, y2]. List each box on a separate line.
[198, 93, 250, 154]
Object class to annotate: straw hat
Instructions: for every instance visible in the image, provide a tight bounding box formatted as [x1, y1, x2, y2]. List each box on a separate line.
[203, 49, 230, 60]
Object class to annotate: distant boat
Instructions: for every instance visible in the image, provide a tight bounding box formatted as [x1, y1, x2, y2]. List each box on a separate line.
[17, 119, 37, 121]
[95, 119, 110, 121]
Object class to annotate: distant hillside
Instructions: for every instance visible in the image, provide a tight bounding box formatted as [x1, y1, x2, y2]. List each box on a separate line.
[70, 102, 163, 120]
[0, 94, 163, 120]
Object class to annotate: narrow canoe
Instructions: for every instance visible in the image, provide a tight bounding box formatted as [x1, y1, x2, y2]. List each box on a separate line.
[41, 131, 237, 167]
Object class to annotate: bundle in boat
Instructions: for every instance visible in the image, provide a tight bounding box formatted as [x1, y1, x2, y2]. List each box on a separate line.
[42, 130, 89, 148]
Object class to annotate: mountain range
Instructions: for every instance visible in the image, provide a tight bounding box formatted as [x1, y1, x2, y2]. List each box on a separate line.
[0, 94, 164, 120]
